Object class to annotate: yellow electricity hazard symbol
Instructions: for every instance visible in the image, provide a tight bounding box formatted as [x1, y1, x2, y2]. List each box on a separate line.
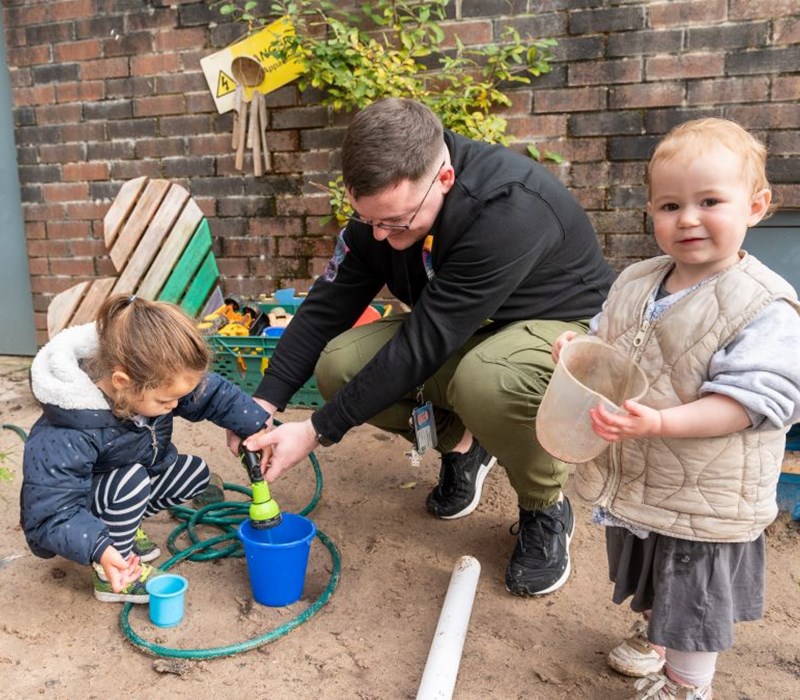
[200, 17, 304, 114]
[216, 70, 236, 99]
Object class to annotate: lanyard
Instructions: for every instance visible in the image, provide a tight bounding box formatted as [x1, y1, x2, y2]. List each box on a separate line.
[422, 234, 435, 281]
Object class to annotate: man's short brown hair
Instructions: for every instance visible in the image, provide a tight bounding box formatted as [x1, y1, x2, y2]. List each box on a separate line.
[342, 98, 444, 199]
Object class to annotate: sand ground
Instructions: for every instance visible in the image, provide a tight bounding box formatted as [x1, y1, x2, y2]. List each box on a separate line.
[1, 355, 799, 699]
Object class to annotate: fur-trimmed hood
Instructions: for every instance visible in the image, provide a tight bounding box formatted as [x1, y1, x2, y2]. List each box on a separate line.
[30, 322, 109, 411]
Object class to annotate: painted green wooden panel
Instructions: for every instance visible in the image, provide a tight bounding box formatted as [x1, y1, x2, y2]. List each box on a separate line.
[158, 218, 213, 305]
[181, 251, 218, 317]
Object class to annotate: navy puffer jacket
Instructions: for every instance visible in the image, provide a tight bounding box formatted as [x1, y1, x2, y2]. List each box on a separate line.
[20, 323, 269, 565]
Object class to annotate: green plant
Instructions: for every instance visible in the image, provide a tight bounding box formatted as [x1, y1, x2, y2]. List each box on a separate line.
[212, 0, 560, 217]
[0, 445, 16, 485]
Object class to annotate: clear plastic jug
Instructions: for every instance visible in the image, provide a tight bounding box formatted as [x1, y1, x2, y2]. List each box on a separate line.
[536, 336, 648, 464]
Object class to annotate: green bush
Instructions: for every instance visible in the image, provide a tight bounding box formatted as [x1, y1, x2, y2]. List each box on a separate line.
[212, 0, 561, 215]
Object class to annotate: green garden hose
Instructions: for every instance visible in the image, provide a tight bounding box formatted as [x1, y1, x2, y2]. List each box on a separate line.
[120, 448, 341, 659]
[1, 423, 28, 443]
[4, 419, 338, 659]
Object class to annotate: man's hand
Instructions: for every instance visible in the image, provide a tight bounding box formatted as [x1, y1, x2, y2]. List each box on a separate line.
[227, 397, 277, 457]
[99, 546, 142, 593]
[243, 418, 319, 482]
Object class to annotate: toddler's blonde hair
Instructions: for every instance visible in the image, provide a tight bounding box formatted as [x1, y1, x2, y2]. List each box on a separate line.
[648, 118, 770, 202]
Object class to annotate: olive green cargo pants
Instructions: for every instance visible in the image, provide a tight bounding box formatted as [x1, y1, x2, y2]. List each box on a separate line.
[315, 314, 589, 510]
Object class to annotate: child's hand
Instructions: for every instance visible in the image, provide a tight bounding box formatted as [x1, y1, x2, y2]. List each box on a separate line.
[589, 400, 663, 442]
[552, 331, 577, 363]
[99, 547, 142, 593]
[226, 398, 277, 457]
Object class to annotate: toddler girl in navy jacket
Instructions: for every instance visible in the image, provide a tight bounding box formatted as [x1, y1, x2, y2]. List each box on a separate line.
[21, 294, 269, 603]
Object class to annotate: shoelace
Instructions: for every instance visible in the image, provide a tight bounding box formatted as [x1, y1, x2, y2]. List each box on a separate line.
[633, 672, 708, 700]
[509, 507, 565, 560]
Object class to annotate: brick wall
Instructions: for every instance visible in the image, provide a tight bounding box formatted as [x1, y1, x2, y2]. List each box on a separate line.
[4, 0, 799, 345]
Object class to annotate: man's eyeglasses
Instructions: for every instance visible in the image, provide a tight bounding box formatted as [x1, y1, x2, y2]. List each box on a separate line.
[344, 160, 445, 232]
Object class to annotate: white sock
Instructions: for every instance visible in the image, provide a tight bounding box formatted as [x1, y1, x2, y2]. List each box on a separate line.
[665, 648, 718, 688]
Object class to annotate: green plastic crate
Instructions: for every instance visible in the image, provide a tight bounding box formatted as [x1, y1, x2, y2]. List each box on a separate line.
[207, 298, 391, 409]
[209, 334, 324, 408]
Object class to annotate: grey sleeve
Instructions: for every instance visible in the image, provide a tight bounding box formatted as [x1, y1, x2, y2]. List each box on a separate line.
[700, 300, 800, 429]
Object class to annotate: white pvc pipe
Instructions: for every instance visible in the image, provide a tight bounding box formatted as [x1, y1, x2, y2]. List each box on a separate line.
[416, 555, 481, 700]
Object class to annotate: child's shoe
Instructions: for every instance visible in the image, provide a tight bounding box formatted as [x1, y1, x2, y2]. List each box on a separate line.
[632, 672, 713, 700]
[609, 618, 666, 676]
[132, 527, 161, 562]
[92, 561, 161, 603]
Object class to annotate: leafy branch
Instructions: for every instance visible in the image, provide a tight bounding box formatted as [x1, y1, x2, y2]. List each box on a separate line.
[211, 0, 562, 217]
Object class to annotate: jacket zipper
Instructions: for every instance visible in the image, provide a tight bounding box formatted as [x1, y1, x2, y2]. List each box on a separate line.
[597, 303, 653, 507]
[145, 421, 158, 467]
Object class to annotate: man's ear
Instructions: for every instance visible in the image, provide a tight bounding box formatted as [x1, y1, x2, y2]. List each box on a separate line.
[439, 164, 456, 194]
[110, 368, 132, 392]
[748, 188, 772, 227]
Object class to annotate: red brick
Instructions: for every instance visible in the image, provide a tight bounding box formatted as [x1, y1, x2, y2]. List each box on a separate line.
[30, 276, 90, 295]
[772, 76, 800, 101]
[649, 0, 726, 27]
[250, 217, 304, 238]
[441, 20, 493, 49]
[495, 90, 533, 115]
[14, 5, 48, 25]
[80, 57, 129, 81]
[572, 188, 606, 210]
[51, 0, 95, 21]
[39, 143, 86, 164]
[36, 103, 83, 125]
[534, 87, 607, 113]
[609, 82, 684, 109]
[688, 76, 770, 105]
[55, 39, 103, 62]
[27, 257, 49, 275]
[130, 53, 181, 76]
[50, 258, 96, 276]
[25, 203, 67, 222]
[153, 27, 208, 52]
[645, 54, 725, 81]
[12, 84, 56, 106]
[730, 0, 797, 21]
[26, 221, 47, 240]
[773, 183, 800, 209]
[55, 80, 105, 102]
[774, 17, 800, 45]
[506, 114, 567, 139]
[306, 217, 341, 237]
[64, 201, 107, 222]
[729, 103, 800, 129]
[275, 195, 332, 217]
[42, 182, 89, 202]
[571, 161, 610, 188]
[47, 221, 92, 239]
[134, 94, 185, 117]
[63, 161, 109, 182]
[569, 58, 642, 86]
[70, 238, 107, 257]
[9, 45, 52, 67]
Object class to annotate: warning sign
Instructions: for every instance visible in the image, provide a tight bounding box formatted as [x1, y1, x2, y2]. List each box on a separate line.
[200, 17, 304, 114]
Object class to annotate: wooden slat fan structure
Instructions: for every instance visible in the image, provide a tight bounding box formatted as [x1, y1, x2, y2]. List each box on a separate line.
[47, 177, 220, 338]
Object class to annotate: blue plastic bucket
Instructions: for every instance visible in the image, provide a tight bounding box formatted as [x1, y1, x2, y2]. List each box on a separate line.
[145, 573, 188, 628]
[238, 514, 316, 606]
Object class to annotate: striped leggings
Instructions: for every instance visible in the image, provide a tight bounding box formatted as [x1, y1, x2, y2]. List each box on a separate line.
[90, 454, 210, 558]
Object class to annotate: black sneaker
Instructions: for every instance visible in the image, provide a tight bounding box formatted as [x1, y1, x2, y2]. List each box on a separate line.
[505, 496, 575, 596]
[425, 438, 497, 519]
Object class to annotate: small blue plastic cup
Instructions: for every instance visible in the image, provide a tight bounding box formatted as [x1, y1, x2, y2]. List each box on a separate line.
[238, 513, 316, 607]
[146, 573, 188, 628]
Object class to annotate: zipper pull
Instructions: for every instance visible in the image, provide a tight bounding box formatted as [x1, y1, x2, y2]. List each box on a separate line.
[632, 319, 650, 347]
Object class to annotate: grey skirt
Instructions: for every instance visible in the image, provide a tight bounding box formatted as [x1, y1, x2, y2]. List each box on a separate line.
[606, 526, 765, 652]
